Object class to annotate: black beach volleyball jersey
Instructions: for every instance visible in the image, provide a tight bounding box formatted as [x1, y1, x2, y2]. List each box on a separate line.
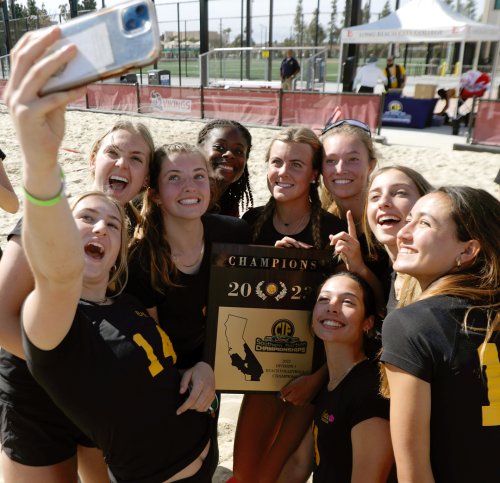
[23, 294, 211, 483]
[381, 295, 500, 483]
[243, 206, 346, 247]
[312, 360, 389, 483]
[127, 213, 251, 369]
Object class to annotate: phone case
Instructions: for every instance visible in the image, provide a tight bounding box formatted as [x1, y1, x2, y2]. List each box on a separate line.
[41, 0, 160, 95]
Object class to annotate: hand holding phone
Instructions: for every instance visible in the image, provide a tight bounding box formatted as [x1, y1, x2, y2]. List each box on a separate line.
[41, 0, 160, 94]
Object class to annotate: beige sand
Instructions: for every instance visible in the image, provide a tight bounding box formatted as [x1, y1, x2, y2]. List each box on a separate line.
[0, 105, 498, 481]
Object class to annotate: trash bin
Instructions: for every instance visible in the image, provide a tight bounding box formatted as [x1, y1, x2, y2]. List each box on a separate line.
[148, 69, 171, 86]
[342, 56, 356, 93]
[120, 73, 138, 83]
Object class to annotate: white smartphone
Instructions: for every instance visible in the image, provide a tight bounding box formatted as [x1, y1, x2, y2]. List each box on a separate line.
[41, 0, 161, 95]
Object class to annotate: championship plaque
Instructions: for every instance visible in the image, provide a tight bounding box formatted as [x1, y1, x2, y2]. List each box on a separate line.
[205, 243, 337, 393]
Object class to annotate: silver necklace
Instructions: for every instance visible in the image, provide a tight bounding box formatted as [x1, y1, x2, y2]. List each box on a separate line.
[172, 242, 205, 268]
[327, 357, 367, 392]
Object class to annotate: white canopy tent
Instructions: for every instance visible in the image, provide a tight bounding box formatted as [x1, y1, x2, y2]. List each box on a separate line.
[339, 0, 500, 95]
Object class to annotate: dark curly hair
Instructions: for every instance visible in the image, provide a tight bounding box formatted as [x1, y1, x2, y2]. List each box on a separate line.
[197, 119, 253, 215]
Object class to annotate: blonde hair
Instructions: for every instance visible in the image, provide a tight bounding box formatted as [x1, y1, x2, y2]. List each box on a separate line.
[320, 123, 378, 219]
[89, 121, 155, 224]
[70, 191, 129, 295]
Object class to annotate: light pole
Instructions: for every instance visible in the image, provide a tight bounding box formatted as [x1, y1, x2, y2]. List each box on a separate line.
[260, 24, 267, 47]
[315, 0, 320, 47]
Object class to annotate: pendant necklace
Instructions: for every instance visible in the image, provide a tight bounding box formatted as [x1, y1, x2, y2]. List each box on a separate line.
[274, 210, 310, 234]
[327, 357, 367, 392]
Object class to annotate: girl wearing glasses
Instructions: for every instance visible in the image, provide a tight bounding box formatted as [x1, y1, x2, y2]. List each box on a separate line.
[381, 186, 500, 482]
[232, 127, 346, 483]
[197, 119, 253, 217]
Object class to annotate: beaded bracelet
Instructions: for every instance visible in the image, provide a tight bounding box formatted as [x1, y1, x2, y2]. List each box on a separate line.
[23, 169, 66, 207]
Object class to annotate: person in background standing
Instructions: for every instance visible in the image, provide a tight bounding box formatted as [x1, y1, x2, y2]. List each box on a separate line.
[385, 56, 406, 90]
[280, 49, 301, 91]
[353, 55, 387, 93]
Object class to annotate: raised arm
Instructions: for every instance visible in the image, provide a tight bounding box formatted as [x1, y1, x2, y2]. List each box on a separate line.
[329, 211, 386, 314]
[4, 28, 86, 350]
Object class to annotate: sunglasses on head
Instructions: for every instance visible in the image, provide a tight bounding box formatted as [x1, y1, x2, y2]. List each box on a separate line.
[321, 119, 372, 137]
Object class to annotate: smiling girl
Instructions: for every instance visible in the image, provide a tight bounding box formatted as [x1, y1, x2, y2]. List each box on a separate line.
[0, 30, 153, 483]
[4, 26, 213, 483]
[364, 166, 433, 310]
[126, 143, 251, 478]
[381, 187, 500, 482]
[320, 120, 377, 230]
[89, 121, 152, 224]
[232, 127, 346, 483]
[311, 272, 394, 483]
[197, 119, 253, 217]
[243, 127, 345, 248]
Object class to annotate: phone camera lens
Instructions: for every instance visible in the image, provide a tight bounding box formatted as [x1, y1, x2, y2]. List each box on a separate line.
[125, 18, 137, 30]
[123, 3, 149, 31]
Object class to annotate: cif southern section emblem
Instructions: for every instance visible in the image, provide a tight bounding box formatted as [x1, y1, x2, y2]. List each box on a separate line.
[255, 319, 308, 354]
[256, 281, 287, 301]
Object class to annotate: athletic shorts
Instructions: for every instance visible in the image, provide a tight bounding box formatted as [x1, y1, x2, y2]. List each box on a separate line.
[0, 399, 94, 466]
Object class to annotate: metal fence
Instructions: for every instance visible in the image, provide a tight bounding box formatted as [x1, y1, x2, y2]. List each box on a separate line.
[0, 14, 59, 56]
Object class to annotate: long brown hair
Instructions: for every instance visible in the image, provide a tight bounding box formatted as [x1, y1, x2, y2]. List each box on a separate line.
[420, 187, 499, 308]
[420, 187, 500, 354]
[381, 186, 500, 397]
[130, 143, 213, 293]
[252, 127, 325, 248]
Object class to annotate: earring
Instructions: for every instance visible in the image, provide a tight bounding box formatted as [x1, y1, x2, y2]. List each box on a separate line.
[456, 257, 461, 268]
[310, 179, 316, 184]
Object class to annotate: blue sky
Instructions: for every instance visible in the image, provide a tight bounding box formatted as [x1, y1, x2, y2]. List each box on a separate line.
[34, 0, 487, 42]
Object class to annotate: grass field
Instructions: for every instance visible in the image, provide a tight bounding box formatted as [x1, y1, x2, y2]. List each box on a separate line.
[138, 57, 342, 82]
[135, 56, 443, 84]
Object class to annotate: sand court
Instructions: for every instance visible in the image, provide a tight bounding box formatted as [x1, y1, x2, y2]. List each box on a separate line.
[0, 105, 498, 481]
